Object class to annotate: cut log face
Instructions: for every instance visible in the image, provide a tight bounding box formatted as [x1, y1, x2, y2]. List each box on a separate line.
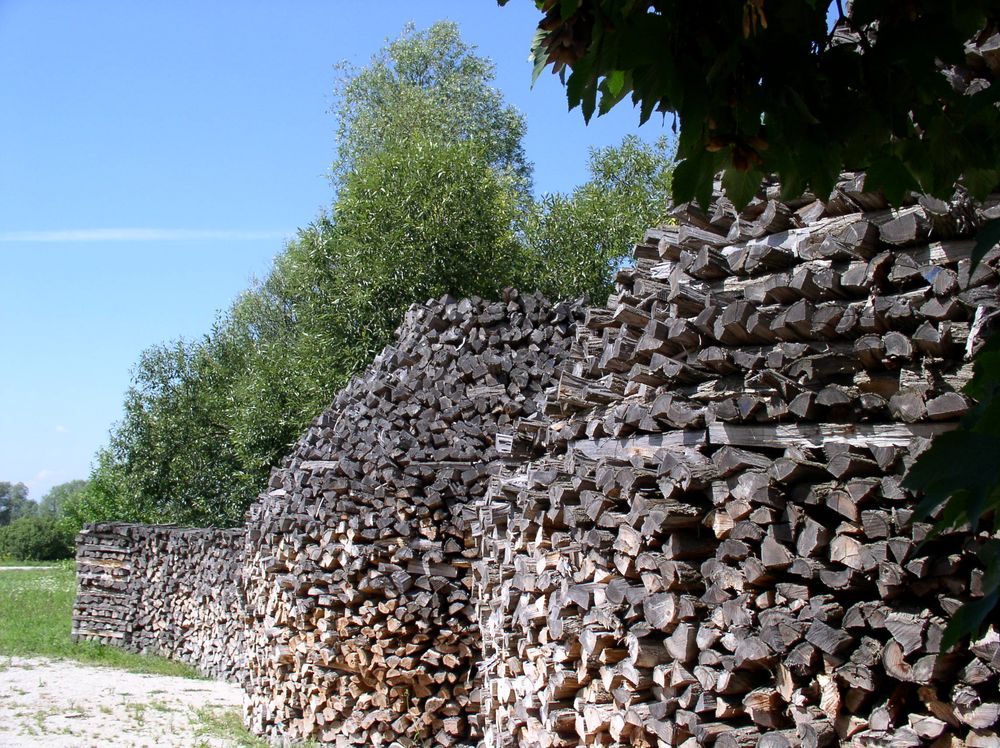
[74, 170, 1000, 748]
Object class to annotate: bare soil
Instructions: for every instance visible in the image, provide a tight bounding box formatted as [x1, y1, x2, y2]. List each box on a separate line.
[0, 655, 244, 747]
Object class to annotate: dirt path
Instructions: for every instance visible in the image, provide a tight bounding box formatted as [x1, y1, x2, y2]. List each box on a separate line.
[0, 656, 245, 747]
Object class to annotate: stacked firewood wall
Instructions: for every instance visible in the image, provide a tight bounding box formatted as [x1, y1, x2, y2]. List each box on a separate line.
[241, 292, 584, 746]
[476, 175, 1000, 747]
[73, 523, 135, 646]
[73, 522, 246, 682]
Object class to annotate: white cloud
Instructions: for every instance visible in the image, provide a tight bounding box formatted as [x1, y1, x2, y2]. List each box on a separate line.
[0, 228, 290, 243]
[54, 425, 69, 434]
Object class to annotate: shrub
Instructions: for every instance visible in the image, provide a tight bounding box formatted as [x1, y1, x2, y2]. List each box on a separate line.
[0, 515, 76, 561]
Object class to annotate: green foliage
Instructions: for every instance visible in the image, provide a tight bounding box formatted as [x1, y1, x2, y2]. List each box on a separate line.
[70, 449, 144, 525]
[332, 135, 528, 355]
[332, 22, 532, 197]
[107, 341, 248, 526]
[37, 480, 87, 517]
[0, 482, 34, 526]
[508, 1, 1000, 208]
[35, 480, 90, 556]
[0, 515, 75, 561]
[525, 135, 674, 302]
[82, 333, 268, 527]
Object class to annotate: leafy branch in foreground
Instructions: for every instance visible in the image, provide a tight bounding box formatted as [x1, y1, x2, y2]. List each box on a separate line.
[506, 1, 1000, 209]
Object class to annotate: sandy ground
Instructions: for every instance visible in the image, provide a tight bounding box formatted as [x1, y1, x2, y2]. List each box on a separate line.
[0, 656, 245, 747]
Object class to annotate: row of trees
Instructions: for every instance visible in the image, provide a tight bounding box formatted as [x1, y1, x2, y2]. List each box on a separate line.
[76, 22, 675, 528]
[0, 480, 85, 560]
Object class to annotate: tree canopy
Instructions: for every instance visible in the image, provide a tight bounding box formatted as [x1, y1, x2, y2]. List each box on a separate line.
[331, 22, 532, 195]
[507, 0, 1000, 209]
[525, 134, 673, 301]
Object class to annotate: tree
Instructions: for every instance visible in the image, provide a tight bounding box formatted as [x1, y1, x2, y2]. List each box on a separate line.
[0, 482, 33, 526]
[506, 1, 1000, 209]
[525, 135, 674, 302]
[0, 515, 75, 561]
[329, 135, 528, 359]
[91, 340, 249, 526]
[332, 22, 532, 198]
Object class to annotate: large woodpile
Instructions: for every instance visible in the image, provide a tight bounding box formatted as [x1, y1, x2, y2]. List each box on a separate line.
[241, 291, 585, 745]
[73, 522, 246, 682]
[71, 174, 1000, 747]
[475, 175, 1000, 747]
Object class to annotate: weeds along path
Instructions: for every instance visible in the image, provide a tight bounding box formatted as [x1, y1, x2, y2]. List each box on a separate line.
[0, 656, 245, 747]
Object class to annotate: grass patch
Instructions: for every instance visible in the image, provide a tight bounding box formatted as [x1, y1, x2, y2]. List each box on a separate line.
[0, 561, 201, 677]
[193, 706, 272, 748]
[193, 706, 321, 747]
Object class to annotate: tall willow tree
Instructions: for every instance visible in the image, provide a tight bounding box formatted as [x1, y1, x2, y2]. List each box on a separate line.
[331, 22, 532, 196]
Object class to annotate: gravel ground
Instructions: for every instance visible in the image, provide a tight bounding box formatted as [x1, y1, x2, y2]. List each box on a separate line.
[0, 656, 245, 747]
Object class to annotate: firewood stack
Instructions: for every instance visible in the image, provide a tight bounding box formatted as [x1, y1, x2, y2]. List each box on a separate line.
[241, 291, 585, 745]
[73, 523, 135, 646]
[73, 522, 246, 682]
[476, 174, 1000, 748]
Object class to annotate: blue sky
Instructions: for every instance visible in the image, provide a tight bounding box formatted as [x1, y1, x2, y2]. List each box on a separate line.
[0, 1, 667, 501]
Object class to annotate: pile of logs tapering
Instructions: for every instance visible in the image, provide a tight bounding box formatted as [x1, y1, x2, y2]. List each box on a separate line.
[73, 522, 246, 682]
[241, 291, 585, 746]
[476, 173, 1000, 748]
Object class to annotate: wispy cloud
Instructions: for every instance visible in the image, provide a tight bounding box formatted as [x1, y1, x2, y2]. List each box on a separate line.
[0, 228, 290, 243]
[54, 425, 69, 434]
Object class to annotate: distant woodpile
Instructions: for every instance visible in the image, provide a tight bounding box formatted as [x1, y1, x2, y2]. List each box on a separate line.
[74, 174, 1000, 746]
[73, 523, 245, 682]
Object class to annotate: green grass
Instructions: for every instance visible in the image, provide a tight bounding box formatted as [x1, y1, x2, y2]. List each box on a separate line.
[193, 707, 273, 748]
[192, 705, 322, 747]
[0, 561, 201, 677]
